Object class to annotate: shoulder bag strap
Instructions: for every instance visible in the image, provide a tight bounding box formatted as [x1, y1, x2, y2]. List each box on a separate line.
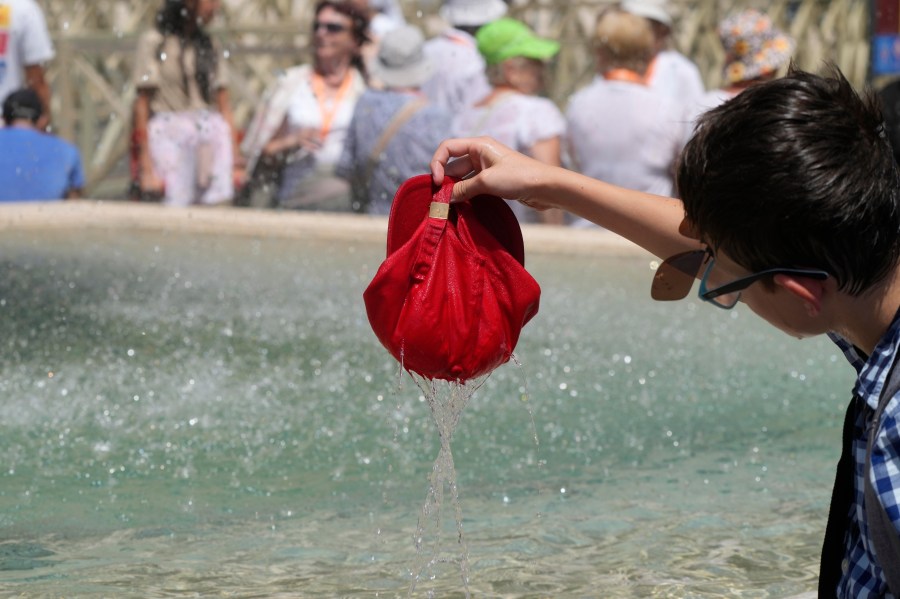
[865, 356, 900, 594]
[364, 97, 428, 187]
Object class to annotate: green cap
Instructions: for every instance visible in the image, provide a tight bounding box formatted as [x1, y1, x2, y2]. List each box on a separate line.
[476, 18, 560, 66]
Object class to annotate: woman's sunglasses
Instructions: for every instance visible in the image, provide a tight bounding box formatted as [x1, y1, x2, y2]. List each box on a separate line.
[651, 249, 829, 309]
[313, 21, 348, 34]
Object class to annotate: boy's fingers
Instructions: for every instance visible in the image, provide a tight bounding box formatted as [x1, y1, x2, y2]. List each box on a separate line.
[431, 138, 481, 186]
[451, 175, 485, 203]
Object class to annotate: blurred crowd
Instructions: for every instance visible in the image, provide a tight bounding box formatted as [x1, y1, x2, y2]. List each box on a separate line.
[0, 0, 887, 221]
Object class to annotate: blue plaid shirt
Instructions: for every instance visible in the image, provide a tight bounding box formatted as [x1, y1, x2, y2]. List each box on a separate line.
[829, 318, 900, 599]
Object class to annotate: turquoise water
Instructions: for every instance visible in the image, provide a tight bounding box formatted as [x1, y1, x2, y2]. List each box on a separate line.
[0, 228, 849, 597]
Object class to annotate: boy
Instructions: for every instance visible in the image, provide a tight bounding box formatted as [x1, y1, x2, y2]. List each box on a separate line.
[430, 66, 900, 597]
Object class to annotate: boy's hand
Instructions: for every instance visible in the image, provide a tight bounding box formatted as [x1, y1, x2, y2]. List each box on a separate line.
[430, 136, 555, 209]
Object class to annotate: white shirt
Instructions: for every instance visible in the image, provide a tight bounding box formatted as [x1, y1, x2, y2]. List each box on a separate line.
[278, 68, 366, 203]
[422, 28, 490, 113]
[647, 50, 705, 107]
[370, 13, 404, 38]
[691, 88, 737, 124]
[453, 91, 565, 223]
[285, 80, 361, 168]
[453, 91, 565, 155]
[0, 0, 54, 105]
[566, 78, 692, 211]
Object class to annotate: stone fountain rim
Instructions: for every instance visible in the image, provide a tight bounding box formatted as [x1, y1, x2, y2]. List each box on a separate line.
[0, 200, 650, 257]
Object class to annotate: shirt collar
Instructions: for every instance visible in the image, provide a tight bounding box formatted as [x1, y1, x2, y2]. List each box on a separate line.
[830, 308, 900, 410]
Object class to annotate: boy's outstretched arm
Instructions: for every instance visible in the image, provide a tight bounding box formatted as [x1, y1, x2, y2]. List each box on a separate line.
[431, 136, 699, 260]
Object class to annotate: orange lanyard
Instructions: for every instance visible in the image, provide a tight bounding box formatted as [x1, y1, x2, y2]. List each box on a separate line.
[311, 71, 354, 141]
[644, 55, 658, 83]
[603, 68, 647, 85]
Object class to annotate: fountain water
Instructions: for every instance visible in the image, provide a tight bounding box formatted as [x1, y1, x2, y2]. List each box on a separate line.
[408, 379, 477, 597]
[0, 203, 848, 597]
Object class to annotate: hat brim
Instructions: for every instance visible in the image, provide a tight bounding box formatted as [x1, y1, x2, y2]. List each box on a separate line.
[439, 0, 508, 27]
[495, 37, 560, 65]
[371, 57, 435, 89]
[723, 34, 794, 84]
[386, 174, 525, 265]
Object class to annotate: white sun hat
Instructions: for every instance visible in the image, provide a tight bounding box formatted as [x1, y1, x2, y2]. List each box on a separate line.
[621, 0, 673, 27]
[370, 24, 435, 88]
[439, 0, 508, 28]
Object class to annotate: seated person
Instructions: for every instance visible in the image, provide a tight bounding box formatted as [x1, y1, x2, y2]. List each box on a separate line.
[0, 88, 84, 201]
[337, 25, 452, 215]
[452, 17, 565, 224]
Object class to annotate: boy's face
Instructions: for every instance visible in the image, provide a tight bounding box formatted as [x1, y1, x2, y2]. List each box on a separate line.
[679, 218, 829, 340]
[703, 251, 823, 339]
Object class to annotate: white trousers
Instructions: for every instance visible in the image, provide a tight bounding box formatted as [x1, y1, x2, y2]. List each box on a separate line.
[148, 110, 233, 206]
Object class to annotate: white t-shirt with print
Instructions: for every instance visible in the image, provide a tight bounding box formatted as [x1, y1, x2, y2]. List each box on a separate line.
[0, 0, 54, 105]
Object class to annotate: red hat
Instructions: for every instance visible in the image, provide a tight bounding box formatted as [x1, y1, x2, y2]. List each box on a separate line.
[364, 174, 540, 381]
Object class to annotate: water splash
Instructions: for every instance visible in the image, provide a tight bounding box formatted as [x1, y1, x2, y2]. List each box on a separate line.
[407, 376, 485, 598]
[511, 353, 540, 448]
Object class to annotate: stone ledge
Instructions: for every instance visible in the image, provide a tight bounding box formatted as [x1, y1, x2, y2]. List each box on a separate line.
[0, 200, 650, 257]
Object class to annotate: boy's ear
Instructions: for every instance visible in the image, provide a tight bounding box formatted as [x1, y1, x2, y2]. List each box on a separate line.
[773, 274, 828, 316]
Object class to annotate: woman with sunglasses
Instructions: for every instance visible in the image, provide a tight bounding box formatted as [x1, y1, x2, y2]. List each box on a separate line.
[240, 0, 369, 209]
[431, 66, 900, 597]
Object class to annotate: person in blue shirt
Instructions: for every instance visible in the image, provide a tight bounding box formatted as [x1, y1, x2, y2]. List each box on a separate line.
[0, 88, 84, 201]
[431, 65, 900, 597]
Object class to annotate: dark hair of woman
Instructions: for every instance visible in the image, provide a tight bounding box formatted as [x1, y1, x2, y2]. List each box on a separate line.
[155, 0, 217, 104]
[314, 0, 371, 79]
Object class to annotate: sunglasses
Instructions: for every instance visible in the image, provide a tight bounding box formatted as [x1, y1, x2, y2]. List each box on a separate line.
[651, 249, 829, 309]
[313, 20, 348, 34]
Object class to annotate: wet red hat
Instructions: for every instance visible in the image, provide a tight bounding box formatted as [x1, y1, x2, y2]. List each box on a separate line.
[363, 174, 541, 381]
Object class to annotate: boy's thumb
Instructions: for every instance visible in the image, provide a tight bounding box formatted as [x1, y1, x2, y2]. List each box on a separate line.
[451, 176, 481, 203]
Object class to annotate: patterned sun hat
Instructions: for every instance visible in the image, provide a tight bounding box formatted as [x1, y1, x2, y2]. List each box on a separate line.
[719, 9, 794, 85]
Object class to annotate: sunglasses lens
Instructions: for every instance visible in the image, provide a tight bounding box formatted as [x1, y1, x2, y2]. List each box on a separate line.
[314, 21, 345, 33]
[651, 250, 706, 301]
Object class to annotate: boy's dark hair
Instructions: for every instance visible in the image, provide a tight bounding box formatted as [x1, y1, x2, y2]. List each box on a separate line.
[677, 65, 900, 295]
[879, 78, 900, 165]
[155, 0, 217, 104]
[2, 88, 42, 124]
